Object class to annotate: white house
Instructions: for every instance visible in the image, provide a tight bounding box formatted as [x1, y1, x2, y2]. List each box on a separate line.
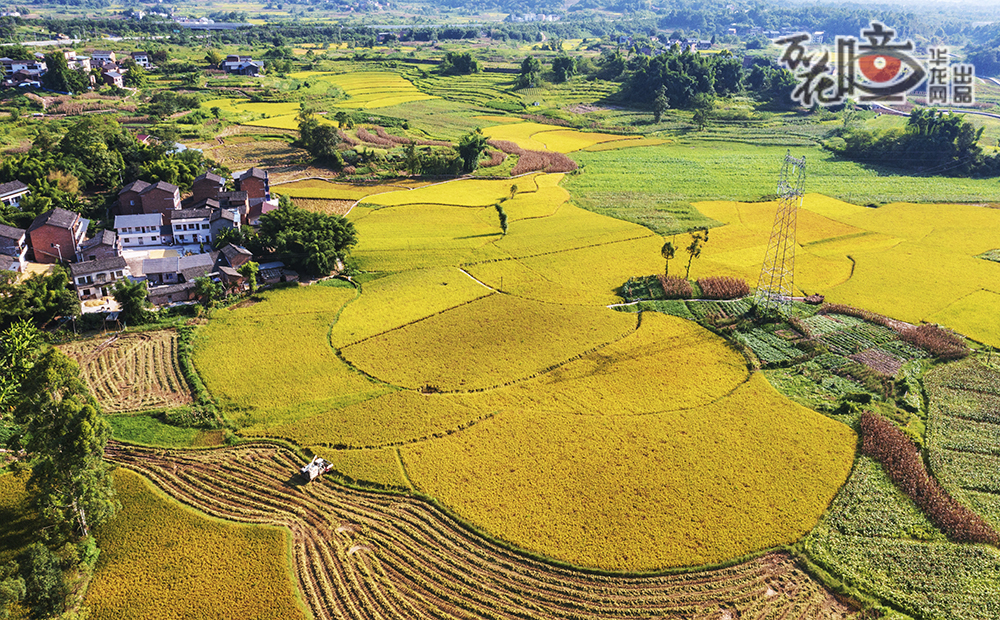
[115, 213, 166, 247]
[0, 223, 28, 273]
[0, 180, 29, 208]
[69, 256, 131, 300]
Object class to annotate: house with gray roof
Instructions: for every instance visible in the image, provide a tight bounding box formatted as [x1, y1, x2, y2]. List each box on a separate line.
[70, 256, 130, 300]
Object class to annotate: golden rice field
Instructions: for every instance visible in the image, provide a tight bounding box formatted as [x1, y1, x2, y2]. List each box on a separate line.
[340, 294, 638, 391]
[192, 286, 393, 431]
[191, 137, 860, 572]
[694, 194, 1000, 346]
[86, 469, 307, 620]
[287, 71, 437, 108]
[329, 267, 491, 347]
[273, 178, 420, 201]
[481, 121, 635, 153]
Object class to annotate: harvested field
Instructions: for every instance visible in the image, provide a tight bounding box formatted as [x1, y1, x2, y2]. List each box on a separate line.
[105, 441, 861, 620]
[204, 139, 310, 168]
[60, 330, 192, 413]
[291, 197, 355, 216]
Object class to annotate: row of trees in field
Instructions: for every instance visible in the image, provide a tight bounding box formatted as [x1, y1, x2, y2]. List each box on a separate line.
[1, 321, 119, 619]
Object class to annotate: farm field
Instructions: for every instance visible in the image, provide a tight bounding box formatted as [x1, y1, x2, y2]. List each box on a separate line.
[692, 195, 1000, 346]
[60, 330, 193, 413]
[105, 441, 860, 620]
[186, 130, 861, 571]
[566, 141, 1000, 235]
[287, 71, 437, 108]
[86, 467, 307, 620]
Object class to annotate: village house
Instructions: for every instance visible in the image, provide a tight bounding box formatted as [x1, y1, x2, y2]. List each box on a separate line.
[69, 256, 130, 300]
[0, 223, 28, 272]
[0, 180, 29, 208]
[102, 70, 124, 88]
[90, 50, 116, 64]
[26, 207, 89, 264]
[130, 51, 151, 68]
[218, 243, 253, 269]
[143, 252, 214, 286]
[77, 230, 122, 262]
[64, 51, 91, 72]
[236, 167, 270, 204]
[147, 281, 197, 306]
[171, 207, 239, 245]
[191, 171, 226, 203]
[221, 55, 263, 75]
[115, 213, 168, 247]
[117, 180, 182, 221]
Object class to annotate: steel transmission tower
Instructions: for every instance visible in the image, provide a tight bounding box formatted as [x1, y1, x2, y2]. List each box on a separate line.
[754, 151, 806, 315]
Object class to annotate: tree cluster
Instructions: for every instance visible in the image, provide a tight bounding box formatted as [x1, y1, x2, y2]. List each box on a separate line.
[257, 196, 357, 276]
[829, 108, 1000, 177]
[439, 51, 481, 75]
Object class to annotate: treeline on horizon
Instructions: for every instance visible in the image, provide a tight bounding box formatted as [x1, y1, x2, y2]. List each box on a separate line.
[5, 0, 1000, 47]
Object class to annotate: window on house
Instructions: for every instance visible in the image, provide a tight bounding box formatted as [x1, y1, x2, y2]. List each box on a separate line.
[82, 289, 90, 296]
[202, 224, 210, 229]
[96, 273, 106, 282]
[138, 239, 143, 245]
[124, 238, 130, 243]
[77, 277, 86, 285]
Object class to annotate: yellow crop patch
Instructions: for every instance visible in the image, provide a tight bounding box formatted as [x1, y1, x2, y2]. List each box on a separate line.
[273, 179, 412, 201]
[692, 194, 1000, 345]
[929, 289, 1000, 347]
[582, 138, 671, 151]
[402, 371, 855, 571]
[535, 130, 637, 153]
[349, 204, 509, 271]
[496, 201, 654, 258]
[330, 267, 492, 347]
[310, 446, 407, 489]
[482, 122, 556, 151]
[363, 176, 538, 207]
[340, 295, 637, 391]
[86, 469, 306, 620]
[193, 286, 390, 428]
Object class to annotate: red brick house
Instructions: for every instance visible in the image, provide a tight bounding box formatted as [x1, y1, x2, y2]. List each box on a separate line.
[218, 243, 253, 269]
[27, 208, 89, 264]
[237, 168, 270, 204]
[192, 172, 226, 203]
[117, 180, 150, 216]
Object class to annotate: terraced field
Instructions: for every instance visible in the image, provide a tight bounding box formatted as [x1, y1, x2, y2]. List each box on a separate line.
[106, 441, 860, 620]
[60, 330, 192, 413]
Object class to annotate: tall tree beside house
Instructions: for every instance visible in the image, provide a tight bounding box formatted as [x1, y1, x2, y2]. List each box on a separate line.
[258, 197, 357, 276]
[205, 49, 224, 68]
[112, 278, 150, 325]
[238, 261, 259, 295]
[9, 348, 120, 542]
[41, 52, 88, 94]
[120, 58, 150, 88]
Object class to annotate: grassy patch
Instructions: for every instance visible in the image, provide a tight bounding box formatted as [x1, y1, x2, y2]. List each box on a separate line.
[107, 414, 224, 448]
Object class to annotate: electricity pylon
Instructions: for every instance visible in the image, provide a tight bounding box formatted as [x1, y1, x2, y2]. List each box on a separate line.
[754, 150, 806, 315]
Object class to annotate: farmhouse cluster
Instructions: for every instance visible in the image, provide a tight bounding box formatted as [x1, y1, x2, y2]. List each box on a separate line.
[0, 167, 292, 311]
[1, 49, 154, 89]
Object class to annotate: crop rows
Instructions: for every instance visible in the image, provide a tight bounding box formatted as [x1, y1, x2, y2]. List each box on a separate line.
[733, 329, 802, 366]
[60, 330, 192, 413]
[685, 299, 752, 321]
[105, 441, 859, 620]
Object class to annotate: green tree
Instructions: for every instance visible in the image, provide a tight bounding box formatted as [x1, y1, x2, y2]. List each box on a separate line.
[440, 51, 480, 75]
[121, 60, 150, 88]
[205, 49, 224, 68]
[334, 111, 354, 129]
[111, 278, 150, 326]
[495, 204, 508, 235]
[0, 320, 39, 417]
[17, 544, 64, 618]
[403, 142, 421, 175]
[684, 228, 709, 278]
[457, 129, 488, 174]
[11, 348, 120, 541]
[517, 56, 542, 89]
[41, 52, 88, 94]
[660, 240, 676, 275]
[237, 261, 259, 295]
[0, 561, 26, 620]
[653, 87, 669, 123]
[0, 269, 78, 330]
[193, 276, 224, 310]
[552, 55, 576, 83]
[692, 107, 710, 130]
[296, 103, 320, 152]
[258, 197, 357, 276]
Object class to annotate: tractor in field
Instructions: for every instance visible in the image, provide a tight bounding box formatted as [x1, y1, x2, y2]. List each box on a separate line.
[300, 455, 334, 482]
